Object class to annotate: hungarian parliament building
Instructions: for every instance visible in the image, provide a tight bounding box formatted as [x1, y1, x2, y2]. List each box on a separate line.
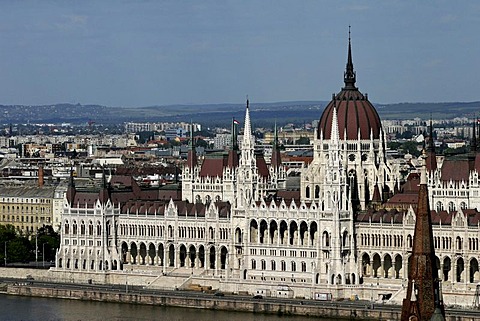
[54, 39, 480, 306]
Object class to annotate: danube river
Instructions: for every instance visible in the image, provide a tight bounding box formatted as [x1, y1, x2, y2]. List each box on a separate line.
[0, 294, 345, 321]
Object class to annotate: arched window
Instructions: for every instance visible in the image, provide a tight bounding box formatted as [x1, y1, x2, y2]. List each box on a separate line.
[436, 202, 443, 212]
[456, 236, 463, 250]
[80, 221, 85, 235]
[448, 202, 456, 213]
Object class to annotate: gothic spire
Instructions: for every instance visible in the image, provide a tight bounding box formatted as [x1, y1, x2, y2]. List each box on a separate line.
[242, 97, 253, 151]
[426, 118, 437, 172]
[271, 121, 282, 168]
[227, 117, 239, 168]
[472, 117, 477, 153]
[186, 122, 197, 168]
[189, 121, 195, 150]
[231, 118, 238, 150]
[401, 151, 445, 320]
[343, 26, 357, 90]
[66, 168, 76, 205]
[98, 167, 111, 205]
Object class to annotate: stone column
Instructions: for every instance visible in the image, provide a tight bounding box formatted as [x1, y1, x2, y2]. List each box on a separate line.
[126, 249, 131, 264]
[162, 247, 167, 274]
[379, 260, 384, 278]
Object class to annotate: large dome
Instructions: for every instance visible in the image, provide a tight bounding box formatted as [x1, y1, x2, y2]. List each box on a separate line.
[317, 37, 382, 140]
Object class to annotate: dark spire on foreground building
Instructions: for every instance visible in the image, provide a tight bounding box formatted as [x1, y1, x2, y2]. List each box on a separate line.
[471, 117, 477, 153]
[401, 151, 445, 321]
[66, 168, 76, 205]
[186, 122, 198, 168]
[227, 117, 239, 168]
[343, 26, 357, 90]
[98, 168, 111, 205]
[270, 121, 282, 169]
[425, 119, 437, 172]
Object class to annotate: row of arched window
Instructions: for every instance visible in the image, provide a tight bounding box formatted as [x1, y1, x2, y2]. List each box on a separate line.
[435, 201, 467, 213]
[64, 220, 103, 236]
[251, 259, 308, 272]
[119, 224, 166, 237]
[359, 233, 404, 248]
[119, 223, 227, 241]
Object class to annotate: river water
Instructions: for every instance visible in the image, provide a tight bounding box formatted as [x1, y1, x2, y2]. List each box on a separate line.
[0, 294, 342, 321]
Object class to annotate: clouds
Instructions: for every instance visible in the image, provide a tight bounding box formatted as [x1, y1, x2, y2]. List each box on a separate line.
[0, 1, 478, 107]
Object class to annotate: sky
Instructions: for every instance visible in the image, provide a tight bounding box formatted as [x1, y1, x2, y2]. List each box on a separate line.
[0, 1, 479, 107]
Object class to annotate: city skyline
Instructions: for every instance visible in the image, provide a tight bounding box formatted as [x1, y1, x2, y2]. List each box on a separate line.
[0, 1, 479, 107]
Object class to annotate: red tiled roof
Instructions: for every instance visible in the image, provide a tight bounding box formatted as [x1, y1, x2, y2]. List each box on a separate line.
[256, 155, 269, 178]
[199, 157, 227, 177]
[356, 209, 480, 227]
[276, 190, 301, 201]
[441, 159, 471, 181]
[475, 154, 480, 173]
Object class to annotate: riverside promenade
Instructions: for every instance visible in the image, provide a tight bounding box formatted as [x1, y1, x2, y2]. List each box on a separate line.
[0, 267, 479, 320]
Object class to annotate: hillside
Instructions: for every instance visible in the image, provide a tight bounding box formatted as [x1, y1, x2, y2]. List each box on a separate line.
[0, 101, 478, 127]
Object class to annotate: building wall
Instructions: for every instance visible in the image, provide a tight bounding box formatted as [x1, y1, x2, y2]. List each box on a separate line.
[0, 187, 55, 237]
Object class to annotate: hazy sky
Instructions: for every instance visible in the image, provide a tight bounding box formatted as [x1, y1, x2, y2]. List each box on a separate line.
[0, 1, 479, 107]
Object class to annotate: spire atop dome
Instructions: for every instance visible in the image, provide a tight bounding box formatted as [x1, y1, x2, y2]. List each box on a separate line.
[343, 26, 357, 90]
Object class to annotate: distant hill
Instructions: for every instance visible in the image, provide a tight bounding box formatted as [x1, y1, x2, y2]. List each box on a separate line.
[0, 100, 478, 127]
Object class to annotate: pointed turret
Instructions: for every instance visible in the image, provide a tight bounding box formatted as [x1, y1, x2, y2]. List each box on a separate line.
[271, 121, 282, 169]
[330, 101, 340, 147]
[343, 26, 357, 90]
[401, 151, 445, 320]
[227, 118, 239, 168]
[66, 168, 76, 205]
[186, 122, 198, 168]
[471, 118, 477, 153]
[242, 98, 253, 151]
[98, 168, 111, 205]
[426, 119, 437, 172]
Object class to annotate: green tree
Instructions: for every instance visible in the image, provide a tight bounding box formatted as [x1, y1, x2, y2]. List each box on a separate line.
[9, 237, 32, 263]
[295, 137, 310, 145]
[34, 225, 60, 262]
[387, 142, 402, 150]
[402, 141, 421, 157]
[195, 138, 208, 148]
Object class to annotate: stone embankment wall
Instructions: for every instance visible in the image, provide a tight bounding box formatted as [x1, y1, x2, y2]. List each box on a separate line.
[6, 285, 399, 321]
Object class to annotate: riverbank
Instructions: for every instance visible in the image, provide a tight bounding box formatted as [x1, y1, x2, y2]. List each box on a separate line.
[0, 267, 479, 320]
[4, 282, 397, 320]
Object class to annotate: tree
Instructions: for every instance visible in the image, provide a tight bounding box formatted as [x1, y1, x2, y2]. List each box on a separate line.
[9, 238, 32, 263]
[295, 137, 310, 145]
[195, 138, 209, 148]
[32, 225, 60, 262]
[387, 142, 402, 150]
[401, 141, 421, 157]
